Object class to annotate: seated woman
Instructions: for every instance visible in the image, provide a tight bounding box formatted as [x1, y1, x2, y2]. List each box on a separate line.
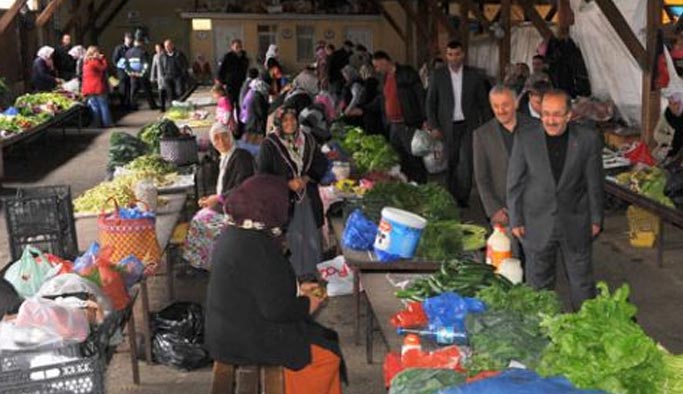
[205, 174, 343, 394]
[258, 106, 328, 278]
[652, 92, 683, 166]
[182, 122, 254, 271]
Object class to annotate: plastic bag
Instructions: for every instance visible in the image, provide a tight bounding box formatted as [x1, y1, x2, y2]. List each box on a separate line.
[411, 129, 434, 157]
[4, 246, 61, 298]
[317, 256, 354, 296]
[423, 140, 448, 174]
[151, 302, 210, 370]
[403, 346, 463, 371]
[624, 141, 656, 166]
[0, 277, 23, 318]
[423, 292, 486, 333]
[73, 242, 101, 279]
[96, 246, 130, 311]
[117, 255, 146, 288]
[390, 301, 428, 328]
[45, 254, 74, 275]
[15, 297, 89, 343]
[341, 209, 378, 251]
[37, 273, 113, 316]
[390, 368, 466, 394]
[437, 368, 605, 394]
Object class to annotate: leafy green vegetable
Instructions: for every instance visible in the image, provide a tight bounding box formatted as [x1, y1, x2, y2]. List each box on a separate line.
[389, 368, 466, 394]
[476, 282, 561, 318]
[460, 224, 487, 251]
[138, 119, 181, 152]
[538, 282, 664, 394]
[15, 92, 76, 112]
[466, 310, 549, 375]
[662, 352, 683, 393]
[108, 132, 150, 170]
[362, 182, 459, 223]
[340, 126, 399, 174]
[125, 154, 177, 175]
[415, 220, 463, 261]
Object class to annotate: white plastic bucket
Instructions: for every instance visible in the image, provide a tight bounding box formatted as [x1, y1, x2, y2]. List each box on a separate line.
[374, 207, 428, 259]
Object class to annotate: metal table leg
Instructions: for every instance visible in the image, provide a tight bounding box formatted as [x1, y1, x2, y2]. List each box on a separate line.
[353, 267, 360, 345]
[126, 306, 141, 385]
[140, 279, 153, 364]
[658, 224, 665, 268]
[366, 297, 374, 364]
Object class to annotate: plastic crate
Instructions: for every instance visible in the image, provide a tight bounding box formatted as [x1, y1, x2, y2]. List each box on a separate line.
[627, 205, 660, 248]
[1, 186, 78, 261]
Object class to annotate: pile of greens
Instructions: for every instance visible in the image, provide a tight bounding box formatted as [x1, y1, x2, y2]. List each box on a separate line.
[125, 154, 177, 175]
[538, 282, 665, 393]
[362, 182, 459, 223]
[108, 132, 149, 170]
[616, 167, 674, 208]
[476, 282, 561, 318]
[138, 119, 181, 152]
[395, 258, 512, 301]
[389, 368, 466, 394]
[340, 126, 399, 174]
[466, 310, 550, 376]
[415, 220, 463, 261]
[15, 92, 76, 113]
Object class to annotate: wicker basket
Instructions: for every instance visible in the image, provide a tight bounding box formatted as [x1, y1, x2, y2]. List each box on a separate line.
[160, 135, 198, 166]
[626, 205, 660, 248]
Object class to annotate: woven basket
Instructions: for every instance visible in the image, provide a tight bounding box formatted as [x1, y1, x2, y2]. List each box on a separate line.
[160, 135, 198, 166]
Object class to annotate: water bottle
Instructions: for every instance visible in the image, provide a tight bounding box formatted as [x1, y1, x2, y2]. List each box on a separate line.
[397, 326, 466, 345]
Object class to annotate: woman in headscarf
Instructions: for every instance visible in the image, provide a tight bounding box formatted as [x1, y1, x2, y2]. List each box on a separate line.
[258, 106, 328, 278]
[338, 65, 365, 126]
[264, 44, 284, 97]
[68, 45, 86, 83]
[244, 78, 270, 143]
[182, 122, 255, 271]
[205, 174, 343, 394]
[32, 46, 62, 92]
[652, 92, 683, 166]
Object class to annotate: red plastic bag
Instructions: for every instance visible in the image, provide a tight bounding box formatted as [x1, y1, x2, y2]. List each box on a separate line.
[383, 352, 403, 387]
[403, 346, 463, 372]
[466, 370, 502, 383]
[390, 301, 428, 328]
[45, 254, 74, 275]
[624, 141, 656, 166]
[96, 246, 130, 310]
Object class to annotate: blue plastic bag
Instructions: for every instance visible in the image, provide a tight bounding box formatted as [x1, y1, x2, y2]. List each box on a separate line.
[118, 206, 155, 220]
[73, 242, 100, 275]
[3, 107, 18, 116]
[117, 255, 145, 288]
[423, 292, 486, 334]
[438, 369, 605, 394]
[341, 209, 378, 251]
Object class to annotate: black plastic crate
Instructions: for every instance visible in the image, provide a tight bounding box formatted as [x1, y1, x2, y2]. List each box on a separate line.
[2, 185, 78, 261]
[0, 354, 105, 394]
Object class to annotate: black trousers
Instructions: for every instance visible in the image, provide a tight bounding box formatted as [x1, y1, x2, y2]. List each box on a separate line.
[525, 223, 597, 310]
[446, 121, 474, 205]
[389, 122, 427, 183]
[130, 76, 157, 110]
[116, 69, 130, 108]
[159, 78, 185, 112]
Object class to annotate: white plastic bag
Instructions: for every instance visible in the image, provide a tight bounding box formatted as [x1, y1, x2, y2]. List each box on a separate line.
[317, 256, 354, 297]
[37, 273, 113, 316]
[423, 140, 448, 174]
[410, 129, 434, 157]
[15, 297, 89, 343]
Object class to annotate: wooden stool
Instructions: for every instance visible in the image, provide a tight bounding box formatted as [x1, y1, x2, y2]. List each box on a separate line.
[211, 362, 284, 394]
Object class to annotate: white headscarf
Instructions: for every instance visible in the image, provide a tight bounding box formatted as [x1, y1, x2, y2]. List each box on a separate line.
[68, 45, 86, 59]
[37, 46, 55, 60]
[210, 122, 237, 196]
[264, 44, 279, 67]
[250, 78, 270, 96]
[662, 46, 683, 100]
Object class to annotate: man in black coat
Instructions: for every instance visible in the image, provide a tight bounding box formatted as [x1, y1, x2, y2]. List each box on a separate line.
[159, 39, 189, 111]
[125, 39, 157, 110]
[112, 32, 134, 108]
[426, 40, 492, 207]
[53, 34, 76, 81]
[328, 40, 353, 100]
[507, 89, 604, 309]
[372, 50, 427, 183]
[216, 39, 249, 104]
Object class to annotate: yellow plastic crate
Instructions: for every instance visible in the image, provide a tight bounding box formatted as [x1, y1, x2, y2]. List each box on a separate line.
[627, 205, 660, 248]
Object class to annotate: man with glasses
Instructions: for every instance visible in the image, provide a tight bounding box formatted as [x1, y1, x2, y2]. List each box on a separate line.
[507, 89, 604, 309]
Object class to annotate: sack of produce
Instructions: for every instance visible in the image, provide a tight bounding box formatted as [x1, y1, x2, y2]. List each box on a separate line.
[151, 302, 211, 371]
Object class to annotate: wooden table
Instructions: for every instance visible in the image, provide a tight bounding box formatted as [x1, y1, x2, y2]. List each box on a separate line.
[604, 179, 683, 267]
[328, 216, 441, 348]
[359, 273, 406, 364]
[75, 193, 187, 382]
[0, 104, 84, 179]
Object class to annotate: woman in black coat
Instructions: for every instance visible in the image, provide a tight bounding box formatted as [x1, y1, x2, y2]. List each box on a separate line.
[258, 106, 328, 278]
[32, 46, 61, 92]
[205, 174, 342, 394]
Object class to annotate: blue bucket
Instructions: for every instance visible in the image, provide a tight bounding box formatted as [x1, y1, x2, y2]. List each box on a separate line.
[374, 207, 428, 260]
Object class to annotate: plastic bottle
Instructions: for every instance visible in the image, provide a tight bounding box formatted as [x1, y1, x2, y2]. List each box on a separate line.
[486, 224, 511, 270]
[401, 334, 423, 366]
[397, 326, 466, 345]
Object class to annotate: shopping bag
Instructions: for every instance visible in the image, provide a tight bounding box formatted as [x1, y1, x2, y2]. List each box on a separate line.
[341, 209, 378, 251]
[4, 246, 61, 298]
[411, 128, 434, 157]
[96, 246, 131, 311]
[423, 140, 448, 174]
[317, 256, 354, 296]
[98, 198, 161, 267]
[624, 141, 656, 166]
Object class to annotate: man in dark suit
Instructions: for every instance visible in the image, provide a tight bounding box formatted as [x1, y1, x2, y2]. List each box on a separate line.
[426, 40, 492, 207]
[372, 50, 427, 183]
[473, 85, 536, 227]
[507, 89, 604, 309]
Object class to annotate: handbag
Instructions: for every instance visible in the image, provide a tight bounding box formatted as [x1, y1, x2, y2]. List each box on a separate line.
[98, 198, 161, 269]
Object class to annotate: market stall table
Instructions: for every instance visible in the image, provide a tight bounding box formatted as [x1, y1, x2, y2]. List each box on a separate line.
[0, 104, 85, 180]
[329, 216, 441, 347]
[75, 193, 187, 373]
[604, 179, 683, 267]
[360, 272, 406, 364]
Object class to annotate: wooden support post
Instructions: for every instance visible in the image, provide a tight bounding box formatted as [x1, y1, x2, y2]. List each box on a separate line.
[642, 0, 663, 143]
[594, 0, 647, 67]
[516, 0, 554, 41]
[427, 0, 459, 40]
[459, 1, 470, 54]
[405, 1, 414, 66]
[499, 0, 512, 81]
[36, 0, 67, 27]
[83, 0, 115, 40]
[460, 0, 491, 33]
[371, 0, 407, 43]
[397, 0, 431, 42]
[0, 0, 29, 36]
[95, 0, 130, 36]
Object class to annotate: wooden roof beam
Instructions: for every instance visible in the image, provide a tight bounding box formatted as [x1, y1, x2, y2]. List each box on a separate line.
[397, 0, 431, 42]
[36, 0, 68, 27]
[459, 0, 492, 32]
[426, 0, 459, 39]
[0, 0, 29, 36]
[371, 0, 407, 42]
[516, 0, 554, 41]
[545, 4, 557, 21]
[83, 0, 114, 38]
[594, 0, 646, 67]
[95, 0, 130, 35]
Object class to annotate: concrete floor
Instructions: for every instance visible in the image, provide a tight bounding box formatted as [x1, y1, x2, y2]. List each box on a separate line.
[1, 105, 682, 394]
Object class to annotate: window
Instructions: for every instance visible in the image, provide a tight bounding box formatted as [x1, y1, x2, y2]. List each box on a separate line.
[296, 25, 315, 63]
[192, 19, 212, 31]
[258, 25, 278, 62]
